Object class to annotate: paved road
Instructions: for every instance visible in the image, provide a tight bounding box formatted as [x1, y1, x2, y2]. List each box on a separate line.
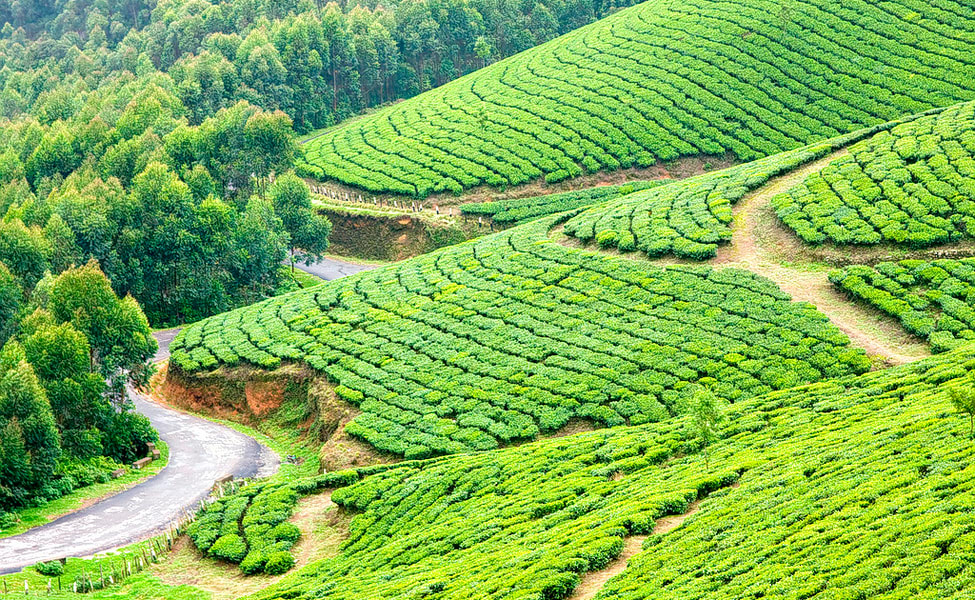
[293, 256, 376, 281]
[0, 332, 279, 575]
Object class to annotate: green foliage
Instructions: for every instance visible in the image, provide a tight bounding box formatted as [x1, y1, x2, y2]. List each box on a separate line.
[947, 371, 975, 438]
[173, 215, 869, 459]
[264, 552, 296, 576]
[774, 101, 975, 248]
[209, 534, 248, 563]
[0, 219, 49, 291]
[240, 345, 975, 600]
[270, 172, 332, 268]
[459, 181, 663, 227]
[187, 480, 304, 575]
[0, 99, 297, 327]
[33, 561, 64, 577]
[0, 344, 61, 511]
[0, 260, 159, 509]
[49, 261, 157, 397]
[687, 386, 724, 468]
[830, 259, 975, 353]
[0, 263, 20, 345]
[298, 0, 975, 196]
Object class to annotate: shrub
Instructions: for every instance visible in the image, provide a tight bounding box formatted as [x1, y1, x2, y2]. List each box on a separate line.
[271, 522, 301, 544]
[34, 561, 64, 577]
[240, 550, 267, 575]
[263, 551, 296, 575]
[209, 534, 248, 563]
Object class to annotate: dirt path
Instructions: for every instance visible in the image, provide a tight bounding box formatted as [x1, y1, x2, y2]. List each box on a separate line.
[709, 148, 929, 366]
[567, 499, 703, 600]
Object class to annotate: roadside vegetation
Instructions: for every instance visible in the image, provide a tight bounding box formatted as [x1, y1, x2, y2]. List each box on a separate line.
[0, 262, 158, 531]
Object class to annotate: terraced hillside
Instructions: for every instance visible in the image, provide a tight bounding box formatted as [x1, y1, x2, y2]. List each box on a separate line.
[773, 101, 975, 247]
[831, 259, 975, 353]
[170, 216, 869, 460]
[298, 0, 975, 197]
[244, 344, 975, 600]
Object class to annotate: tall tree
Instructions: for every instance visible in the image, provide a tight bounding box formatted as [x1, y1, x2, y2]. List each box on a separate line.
[0, 343, 61, 510]
[0, 263, 21, 345]
[22, 319, 107, 458]
[244, 110, 296, 195]
[0, 218, 50, 291]
[269, 172, 332, 273]
[48, 260, 157, 403]
[688, 385, 724, 469]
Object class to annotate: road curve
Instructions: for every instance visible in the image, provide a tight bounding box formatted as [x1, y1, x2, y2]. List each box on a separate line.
[0, 331, 279, 575]
[293, 256, 377, 281]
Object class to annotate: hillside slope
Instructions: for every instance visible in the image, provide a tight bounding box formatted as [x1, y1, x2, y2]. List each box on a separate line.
[168, 214, 869, 460]
[247, 343, 975, 600]
[299, 0, 975, 196]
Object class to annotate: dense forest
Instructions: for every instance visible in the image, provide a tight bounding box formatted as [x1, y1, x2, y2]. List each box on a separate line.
[0, 0, 639, 132]
[0, 261, 157, 520]
[0, 0, 636, 329]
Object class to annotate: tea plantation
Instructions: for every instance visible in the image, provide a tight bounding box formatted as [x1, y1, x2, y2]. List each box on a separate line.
[774, 101, 975, 247]
[170, 216, 869, 459]
[241, 344, 975, 600]
[830, 259, 975, 353]
[298, 0, 975, 196]
[459, 181, 663, 227]
[560, 108, 953, 259]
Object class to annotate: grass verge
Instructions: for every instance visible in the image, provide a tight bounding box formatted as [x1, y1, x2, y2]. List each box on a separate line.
[0, 442, 171, 540]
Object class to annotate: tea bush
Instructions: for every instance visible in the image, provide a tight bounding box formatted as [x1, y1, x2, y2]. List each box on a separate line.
[831, 258, 975, 352]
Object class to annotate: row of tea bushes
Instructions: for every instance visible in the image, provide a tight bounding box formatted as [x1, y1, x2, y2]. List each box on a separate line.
[830, 258, 975, 352]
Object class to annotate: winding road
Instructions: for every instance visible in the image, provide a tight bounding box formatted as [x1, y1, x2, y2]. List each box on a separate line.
[293, 255, 376, 281]
[0, 331, 279, 574]
[0, 256, 376, 574]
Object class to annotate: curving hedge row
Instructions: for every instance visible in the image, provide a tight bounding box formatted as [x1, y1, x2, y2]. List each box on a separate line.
[460, 181, 663, 227]
[298, 0, 975, 197]
[560, 106, 953, 259]
[830, 258, 975, 353]
[188, 481, 302, 575]
[249, 345, 975, 600]
[186, 470, 380, 575]
[773, 101, 975, 248]
[170, 216, 869, 460]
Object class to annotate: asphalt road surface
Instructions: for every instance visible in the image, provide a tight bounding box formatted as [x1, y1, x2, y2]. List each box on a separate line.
[293, 256, 376, 281]
[0, 332, 279, 575]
